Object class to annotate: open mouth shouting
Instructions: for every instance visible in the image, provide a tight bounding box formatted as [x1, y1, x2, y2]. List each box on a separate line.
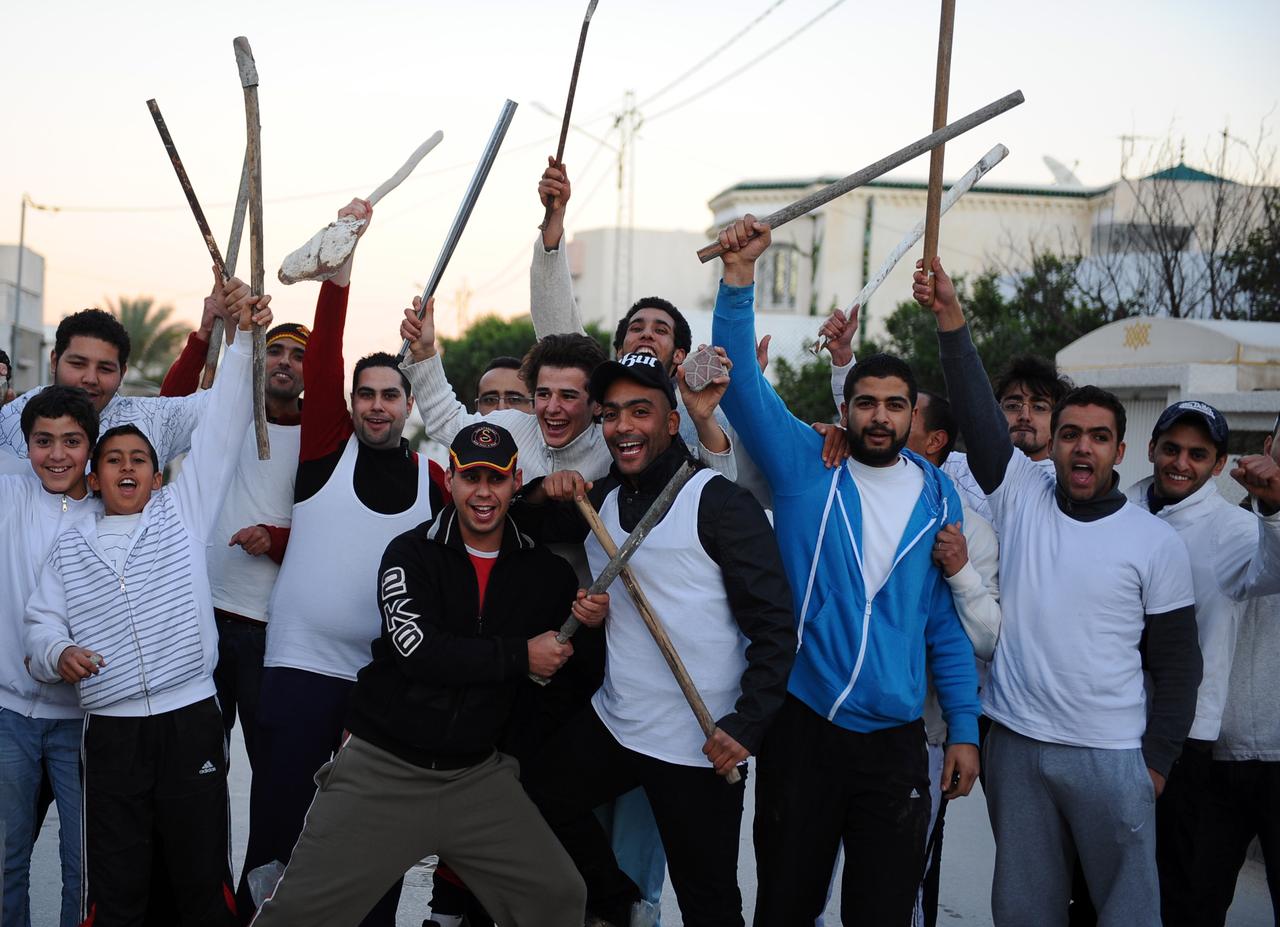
[1068, 460, 1095, 491]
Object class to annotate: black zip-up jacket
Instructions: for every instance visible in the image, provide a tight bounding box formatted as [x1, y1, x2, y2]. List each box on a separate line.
[519, 438, 797, 754]
[345, 505, 579, 769]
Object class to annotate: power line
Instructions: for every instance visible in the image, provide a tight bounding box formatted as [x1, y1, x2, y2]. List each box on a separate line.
[638, 0, 788, 108]
[647, 0, 849, 123]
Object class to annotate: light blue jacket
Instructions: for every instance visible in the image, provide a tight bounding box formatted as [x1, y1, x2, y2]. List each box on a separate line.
[713, 281, 979, 743]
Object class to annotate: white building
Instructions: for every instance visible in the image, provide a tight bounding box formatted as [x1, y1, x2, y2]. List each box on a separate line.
[1057, 316, 1280, 497]
[0, 245, 47, 392]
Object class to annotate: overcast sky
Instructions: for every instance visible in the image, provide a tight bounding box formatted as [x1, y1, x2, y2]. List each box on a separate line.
[3, 0, 1277, 363]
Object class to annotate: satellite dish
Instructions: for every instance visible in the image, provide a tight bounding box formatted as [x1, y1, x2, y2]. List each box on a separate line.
[1043, 155, 1083, 188]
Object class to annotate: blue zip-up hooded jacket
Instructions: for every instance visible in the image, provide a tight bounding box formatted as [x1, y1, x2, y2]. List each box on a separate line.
[712, 281, 980, 744]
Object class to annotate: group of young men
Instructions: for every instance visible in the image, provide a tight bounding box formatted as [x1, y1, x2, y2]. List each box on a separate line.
[1, 156, 1278, 927]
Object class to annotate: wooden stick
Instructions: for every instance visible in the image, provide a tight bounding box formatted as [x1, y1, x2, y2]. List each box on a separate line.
[920, 0, 956, 305]
[810, 144, 1007, 355]
[695, 88, 1024, 263]
[575, 494, 743, 786]
[234, 36, 270, 460]
[145, 99, 228, 278]
[201, 149, 251, 389]
[539, 0, 600, 231]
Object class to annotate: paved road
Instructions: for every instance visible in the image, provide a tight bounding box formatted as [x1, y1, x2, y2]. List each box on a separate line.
[28, 727, 1274, 925]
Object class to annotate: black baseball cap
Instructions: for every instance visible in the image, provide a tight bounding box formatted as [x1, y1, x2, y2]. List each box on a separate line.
[589, 352, 678, 409]
[448, 422, 519, 474]
[1152, 400, 1229, 453]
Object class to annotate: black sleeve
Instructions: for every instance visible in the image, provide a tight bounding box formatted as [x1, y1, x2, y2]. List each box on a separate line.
[1140, 603, 1203, 777]
[937, 325, 1014, 495]
[377, 536, 529, 685]
[697, 476, 797, 754]
[510, 477, 591, 545]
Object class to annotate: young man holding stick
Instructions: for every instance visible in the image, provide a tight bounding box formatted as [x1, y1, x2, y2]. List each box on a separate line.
[23, 283, 270, 927]
[524, 352, 796, 927]
[710, 217, 981, 926]
[917, 255, 1202, 925]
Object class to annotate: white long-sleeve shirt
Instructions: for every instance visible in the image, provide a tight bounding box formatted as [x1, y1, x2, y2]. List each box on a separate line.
[0, 473, 100, 719]
[24, 338, 253, 717]
[1127, 476, 1280, 741]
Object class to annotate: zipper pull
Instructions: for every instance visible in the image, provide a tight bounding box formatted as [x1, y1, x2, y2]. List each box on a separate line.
[119, 575, 126, 592]
[61, 495, 68, 513]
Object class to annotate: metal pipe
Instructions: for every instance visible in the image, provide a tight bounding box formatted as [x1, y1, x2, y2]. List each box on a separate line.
[398, 99, 519, 362]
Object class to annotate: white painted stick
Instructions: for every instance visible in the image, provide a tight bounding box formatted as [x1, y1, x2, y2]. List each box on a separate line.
[812, 144, 1008, 354]
[367, 130, 444, 206]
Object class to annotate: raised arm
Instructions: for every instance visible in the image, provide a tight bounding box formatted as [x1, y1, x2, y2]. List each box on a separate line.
[531, 157, 585, 339]
[170, 279, 269, 541]
[161, 266, 228, 397]
[710, 216, 824, 490]
[916, 258, 1012, 495]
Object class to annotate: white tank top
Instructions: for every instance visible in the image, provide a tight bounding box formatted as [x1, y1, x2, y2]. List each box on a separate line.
[589, 468, 748, 766]
[206, 421, 300, 622]
[265, 435, 436, 681]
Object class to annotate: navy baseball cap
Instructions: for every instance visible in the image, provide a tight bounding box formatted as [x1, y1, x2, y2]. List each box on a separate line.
[449, 422, 518, 474]
[1152, 400, 1229, 453]
[589, 352, 678, 409]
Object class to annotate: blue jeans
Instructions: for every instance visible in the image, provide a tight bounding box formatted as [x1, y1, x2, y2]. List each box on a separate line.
[0, 708, 82, 927]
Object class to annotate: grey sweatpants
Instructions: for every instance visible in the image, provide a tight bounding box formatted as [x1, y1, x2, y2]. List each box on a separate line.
[249, 735, 585, 927]
[985, 723, 1158, 927]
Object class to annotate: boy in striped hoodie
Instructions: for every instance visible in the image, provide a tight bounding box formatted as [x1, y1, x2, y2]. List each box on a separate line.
[23, 284, 271, 927]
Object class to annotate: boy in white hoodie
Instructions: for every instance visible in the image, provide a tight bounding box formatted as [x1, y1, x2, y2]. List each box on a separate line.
[1, 386, 100, 927]
[1125, 400, 1280, 924]
[24, 285, 270, 927]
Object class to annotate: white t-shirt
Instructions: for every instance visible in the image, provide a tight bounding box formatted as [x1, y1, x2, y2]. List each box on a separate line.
[846, 456, 925, 599]
[983, 452, 1195, 749]
[97, 513, 143, 574]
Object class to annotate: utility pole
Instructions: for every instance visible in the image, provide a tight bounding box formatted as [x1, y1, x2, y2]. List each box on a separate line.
[611, 90, 642, 315]
[9, 195, 27, 375]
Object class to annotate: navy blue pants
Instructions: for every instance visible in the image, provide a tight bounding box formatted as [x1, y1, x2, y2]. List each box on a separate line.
[235, 667, 402, 925]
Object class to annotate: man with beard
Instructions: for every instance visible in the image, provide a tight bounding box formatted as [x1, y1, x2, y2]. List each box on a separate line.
[161, 313, 309, 770]
[1121, 401, 1280, 924]
[525, 352, 795, 927]
[820, 305, 1065, 523]
[710, 216, 981, 925]
[236, 199, 448, 926]
[918, 255, 1202, 926]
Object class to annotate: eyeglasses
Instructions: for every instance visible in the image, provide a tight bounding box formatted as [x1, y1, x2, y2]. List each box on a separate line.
[1000, 398, 1054, 416]
[477, 392, 532, 412]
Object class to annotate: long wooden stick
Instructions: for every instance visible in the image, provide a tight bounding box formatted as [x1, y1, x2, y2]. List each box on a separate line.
[575, 493, 743, 786]
[695, 88, 1023, 263]
[811, 144, 1007, 355]
[201, 149, 251, 389]
[539, 0, 600, 231]
[234, 36, 270, 460]
[920, 0, 956, 305]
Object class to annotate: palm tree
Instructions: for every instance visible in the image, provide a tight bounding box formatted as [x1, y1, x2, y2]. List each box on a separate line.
[106, 297, 188, 386]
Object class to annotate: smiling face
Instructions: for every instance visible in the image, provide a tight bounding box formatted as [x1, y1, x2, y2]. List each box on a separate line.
[999, 382, 1054, 460]
[88, 433, 162, 515]
[620, 307, 685, 373]
[842, 375, 914, 467]
[447, 465, 521, 549]
[1051, 404, 1126, 501]
[265, 336, 306, 403]
[1148, 420, 1225, 502]
[52, 336, 125, 413]
[533, 365, 594, 449]
[351, 366, 413, 450]
[27, 415, 91, 498]
[601, 378, 680, 478]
